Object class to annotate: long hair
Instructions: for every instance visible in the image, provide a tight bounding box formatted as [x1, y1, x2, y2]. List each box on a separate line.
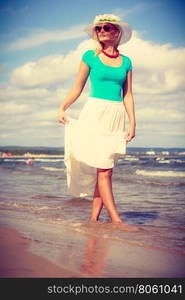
[93, 25, 122, 55]
[93, 31, 103, 55]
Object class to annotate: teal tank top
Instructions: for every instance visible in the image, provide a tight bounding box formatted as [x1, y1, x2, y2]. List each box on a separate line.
[82, 50, 132, 102]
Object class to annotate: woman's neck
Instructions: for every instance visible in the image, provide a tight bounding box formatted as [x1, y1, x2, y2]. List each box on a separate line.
[102, 44, 117, 54]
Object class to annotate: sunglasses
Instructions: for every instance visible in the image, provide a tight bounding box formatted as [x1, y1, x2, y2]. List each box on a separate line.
[94, 24, 116, 33]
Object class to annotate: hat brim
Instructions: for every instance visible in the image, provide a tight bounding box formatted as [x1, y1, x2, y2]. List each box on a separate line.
[84, 21, 132, 45]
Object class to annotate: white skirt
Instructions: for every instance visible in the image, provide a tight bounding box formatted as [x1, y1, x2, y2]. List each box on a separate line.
[64, 97, 127, 197]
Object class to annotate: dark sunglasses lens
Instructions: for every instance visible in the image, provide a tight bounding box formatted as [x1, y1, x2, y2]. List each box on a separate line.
[95, 26, 101, 32]
[103, 25, 111, 31]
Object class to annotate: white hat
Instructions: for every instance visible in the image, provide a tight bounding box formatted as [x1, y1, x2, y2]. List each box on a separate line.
[84, 14, 132, 45]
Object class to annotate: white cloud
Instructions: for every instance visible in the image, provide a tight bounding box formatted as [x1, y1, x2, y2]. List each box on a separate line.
[11, 39, 93, 88]
[9, 25, 86, 50]
[33, 109, 58, 121]
[35, 121, 55, 127]
[137, 108, 185, 123]
[0, 85, 51, 100]
[120, 31, 185, 94]
[0, 101, 33, 115]
[1, 33, 185, 147]
[10, 32, 185, 96]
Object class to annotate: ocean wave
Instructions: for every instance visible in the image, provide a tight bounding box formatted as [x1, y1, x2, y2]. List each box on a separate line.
[156, 157, 185, 164]
[36, 158, 64, 162]
[172, 159, 185, 164]
[0, 201, 64, 212]
[0, 158, 64, 163]
[136, 169, 185, 177]
[124, 156, 139, 161]
[161, 151, 169, 155]
[2, 158, 26, 162]
[157, 160, 171, 164]
[41, 166, 65, 172]
[146, 151, 155, 155]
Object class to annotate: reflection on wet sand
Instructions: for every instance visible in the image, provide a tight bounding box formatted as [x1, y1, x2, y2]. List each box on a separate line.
[29, 221, 185, 278]
[81, 235, 108, 277]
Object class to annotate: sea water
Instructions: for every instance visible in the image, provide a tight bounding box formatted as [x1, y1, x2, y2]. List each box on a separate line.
[0, 147, 185, 277]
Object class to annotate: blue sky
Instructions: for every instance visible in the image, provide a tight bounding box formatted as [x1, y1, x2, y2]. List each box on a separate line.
[0, 0, 185, 148]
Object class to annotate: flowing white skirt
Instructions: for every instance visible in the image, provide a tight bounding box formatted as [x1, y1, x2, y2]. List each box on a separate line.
[64, 97, 127, 197]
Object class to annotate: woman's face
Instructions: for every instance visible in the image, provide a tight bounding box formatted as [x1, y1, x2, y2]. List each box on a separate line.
[94, 23, 120, 44]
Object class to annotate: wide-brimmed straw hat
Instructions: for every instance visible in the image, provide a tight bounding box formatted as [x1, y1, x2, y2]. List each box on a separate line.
[84, 14, 132, 45]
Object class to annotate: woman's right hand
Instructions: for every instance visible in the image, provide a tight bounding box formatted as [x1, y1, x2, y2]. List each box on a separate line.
[58, 109, 69, 125]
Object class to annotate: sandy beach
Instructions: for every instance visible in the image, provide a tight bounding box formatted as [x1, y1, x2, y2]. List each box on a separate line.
[0, 226, 76, 278]
[0, 221, 185, 278]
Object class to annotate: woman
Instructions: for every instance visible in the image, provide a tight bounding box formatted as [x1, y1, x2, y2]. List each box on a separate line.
[58, 14, 136, 225]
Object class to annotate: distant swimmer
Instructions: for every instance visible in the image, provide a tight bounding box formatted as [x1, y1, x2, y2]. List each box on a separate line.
[26, 157, 35, 165]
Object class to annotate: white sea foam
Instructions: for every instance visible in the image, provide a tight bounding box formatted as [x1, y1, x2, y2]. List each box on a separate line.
[0, 201, 64, 211]
[124, 156, 139, 161]
[178, 152, 185, 155]
[41, 166, 65, 172]
[1, 158, 64, 162]
[161, 151, 169, 155]
[172, 159, 185, 164]
[3, 158, 25, 162]
[158, 160, 171, 164]
[146, 151, 155, 155]
[136, 169, 185, 177]
[156, 157, 185, 164]
[36, 158, 64, 162]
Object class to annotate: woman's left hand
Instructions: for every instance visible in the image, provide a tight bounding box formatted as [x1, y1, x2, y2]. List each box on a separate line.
[125, 125, 136, 142]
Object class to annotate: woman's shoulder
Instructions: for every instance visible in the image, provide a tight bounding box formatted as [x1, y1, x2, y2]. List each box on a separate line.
[121, 54, 132, 69]
[82, 49, 95, 57]
[82, 50, 95, 66]
[121, 54, 132, 62]
[120, 54, 132, 71]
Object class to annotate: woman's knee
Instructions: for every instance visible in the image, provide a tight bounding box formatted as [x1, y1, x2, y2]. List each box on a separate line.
[97, 168, 113, 179]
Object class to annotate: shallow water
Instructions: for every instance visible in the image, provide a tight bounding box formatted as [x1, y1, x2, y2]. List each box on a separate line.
[0, 147, 185, 276]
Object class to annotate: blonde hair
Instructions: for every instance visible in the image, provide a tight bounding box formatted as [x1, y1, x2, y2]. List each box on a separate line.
[93, 31, 103, 55]
[93, 25, 122, 55]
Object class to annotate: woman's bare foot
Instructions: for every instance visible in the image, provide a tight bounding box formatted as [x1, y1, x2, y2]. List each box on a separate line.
[110, 216, 123, 224]
[120, 223, 139, 231]
[90, 218, 99, 222]
[111, 221, 139, 231]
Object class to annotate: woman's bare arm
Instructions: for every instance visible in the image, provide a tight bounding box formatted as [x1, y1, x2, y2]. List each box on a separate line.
[58, 61, 89, 124]
[123, 70, 136, 142]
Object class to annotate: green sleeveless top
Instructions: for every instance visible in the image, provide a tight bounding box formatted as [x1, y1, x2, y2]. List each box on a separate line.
[82, 50, 132, 102]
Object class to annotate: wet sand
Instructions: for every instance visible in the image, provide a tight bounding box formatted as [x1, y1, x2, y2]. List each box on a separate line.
[0, 223, 185, 278]
[0, 226, 77, 278]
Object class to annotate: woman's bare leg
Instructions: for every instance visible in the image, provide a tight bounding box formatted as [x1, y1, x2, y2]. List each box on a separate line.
[90, 183, 103, 221]
[97, 168, 123, 223]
